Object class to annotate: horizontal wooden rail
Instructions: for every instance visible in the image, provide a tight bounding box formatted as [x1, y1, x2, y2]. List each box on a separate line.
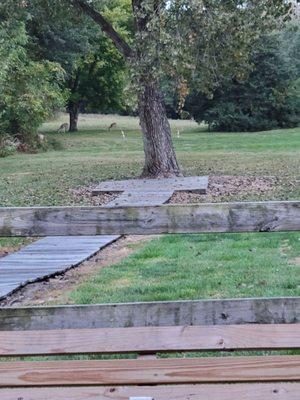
[1, 356, 300, 386]
[0, 201, 299, 236]
[0, 324, 299, 356]
[1, 383, 300, 400]
[1, 297, 299, 331]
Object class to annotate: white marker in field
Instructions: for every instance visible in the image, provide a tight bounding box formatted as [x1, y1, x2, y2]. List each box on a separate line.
[121, 130, 126, 139]
[177, 130, 180, 138]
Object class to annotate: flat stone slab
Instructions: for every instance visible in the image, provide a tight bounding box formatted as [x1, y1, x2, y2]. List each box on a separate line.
[0, 235, 120, 300]
[92, 176, 208, 196]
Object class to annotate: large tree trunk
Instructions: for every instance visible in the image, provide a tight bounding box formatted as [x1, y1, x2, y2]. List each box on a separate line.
[139, 83, 181, 178]
[70, 0, 182, 178]
[132, 0, 181, 178]
[68, 102, 79, 132]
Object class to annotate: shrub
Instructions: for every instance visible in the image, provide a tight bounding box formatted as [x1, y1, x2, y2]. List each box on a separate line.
[0, 135, 19, 157]
[185, 30, 300, 132]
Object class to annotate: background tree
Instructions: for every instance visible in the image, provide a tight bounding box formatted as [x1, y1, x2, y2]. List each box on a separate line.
[67, 0, 292, 177]
[24, 0, 130, 132]
[66, 37, 127, 131]
[0, 6, 64, 150]
[185, 27, 300, 132]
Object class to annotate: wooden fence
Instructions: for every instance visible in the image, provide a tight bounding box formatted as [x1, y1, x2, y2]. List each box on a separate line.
[0, 201, 300, 399]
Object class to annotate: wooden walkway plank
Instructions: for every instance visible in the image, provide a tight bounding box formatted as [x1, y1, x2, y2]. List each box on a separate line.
[92, 176, 209, 195]
[0, 285, 19, 299]
[0, 235, 120, 300]
[106, 190, 174, 207]
[0, 324, 299, 356]
[1, 383, 299, 400]
[1, 356, 300, 386]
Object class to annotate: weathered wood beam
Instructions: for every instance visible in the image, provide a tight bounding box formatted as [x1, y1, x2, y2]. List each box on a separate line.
[0, 201, 299, 237]
[1, 297, 299, 331]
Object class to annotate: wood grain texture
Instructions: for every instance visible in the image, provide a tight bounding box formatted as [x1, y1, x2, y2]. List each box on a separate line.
[0, 324, 299, 356]
[1, 297, 299, 331]
[1, 383, 299, 400]
[1, 356, 300, 387]
[0, 201, 299, 237]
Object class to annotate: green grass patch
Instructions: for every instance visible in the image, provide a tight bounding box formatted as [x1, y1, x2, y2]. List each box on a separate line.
[0, 237, 31, 256]
[70, 232, 300, 304]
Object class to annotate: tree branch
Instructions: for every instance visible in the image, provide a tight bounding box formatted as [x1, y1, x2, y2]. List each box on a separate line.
[70, 0, 133, 59]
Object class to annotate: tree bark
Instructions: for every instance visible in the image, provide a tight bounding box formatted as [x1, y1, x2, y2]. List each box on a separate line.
[139, 83, 181, 178]
[68, 102, 79, 132]
[132, 0, 181, 177]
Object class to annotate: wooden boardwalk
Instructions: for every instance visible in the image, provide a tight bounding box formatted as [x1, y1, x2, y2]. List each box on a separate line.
[92, 176, 208, 196]
[0, 235, 119, 299]
[94, 176, 208, 207]
[0, 176, 208, 300]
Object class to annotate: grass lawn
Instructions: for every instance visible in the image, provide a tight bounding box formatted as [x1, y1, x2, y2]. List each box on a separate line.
[70, 232, 300, 304]
[0, 114, 299, 207]
[0, 114, 299, 304]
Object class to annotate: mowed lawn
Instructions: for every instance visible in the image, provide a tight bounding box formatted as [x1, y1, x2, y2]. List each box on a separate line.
[0, 114, 299, 303]
[1, 114, 299, 207]
[70, 232, 300, 304]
